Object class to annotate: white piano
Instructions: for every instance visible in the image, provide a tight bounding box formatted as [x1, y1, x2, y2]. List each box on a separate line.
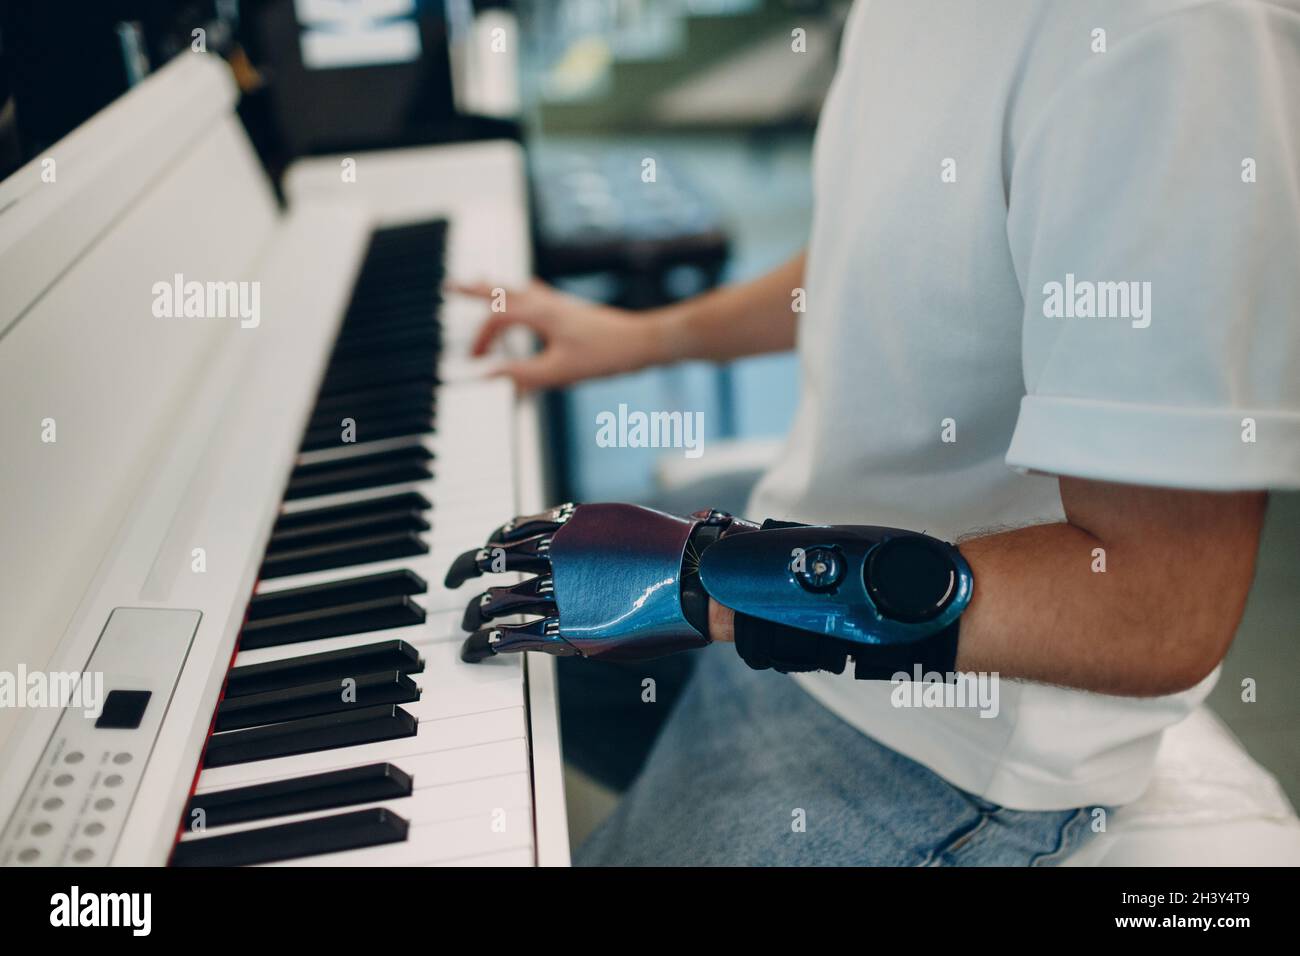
[0, 53, 569, 867]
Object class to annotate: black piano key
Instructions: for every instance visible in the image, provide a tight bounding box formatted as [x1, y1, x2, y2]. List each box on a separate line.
[318, 367, 437, 399]
[352, 285, 440, 304]
[216, 671, 420, 731]
[310, 401, 434, 436]
[226, 639, 423, 698]
[324, 351, 436, 377]
[307, 394, 435, 431]
[248, 569, 427, 620]
[348, 261, 442, 290]
[185, 763, 413, 829]
[326, 327, 439, 351]
[350, 263, 439, 282]
[333, 323, 440, 349]
[300, 416, 434, 452]
[283, 462, 433, 500]
[259, 531, 428, 579]
[283, 457, 434, 502]
[320, 353, 436, 383]
[368, 218, 446, 240]
[272, 493, 430, 534]
[267, 509, 430, 552]
[291, 445, 433, 478]
[343, 288, 441, 316]
[356, 250, 444, 276]
[239, 594, 427, 650]
[284, 446, 433, 499]
[340, 312, 438, 334]
[349, 261, 439, 285]
[355, 231, 439, 253]
[171, 807, 409, 867]
[354, 251, 440, 269]
[305, 409, 435, 440]
[369, 232, 445, 253]
[348, 287, 439, 308]
[203, 704, 418, 768]
[310, 383, 437, 416]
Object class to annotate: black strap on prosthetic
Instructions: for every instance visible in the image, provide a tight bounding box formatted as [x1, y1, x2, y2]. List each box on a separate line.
[849, 619, 960, 681]
[732, 612, 852, 675]
[733, 615, 960, 681]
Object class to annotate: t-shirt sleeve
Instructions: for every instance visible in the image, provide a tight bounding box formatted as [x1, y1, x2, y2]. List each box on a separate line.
[1004, 2, 1300, 490]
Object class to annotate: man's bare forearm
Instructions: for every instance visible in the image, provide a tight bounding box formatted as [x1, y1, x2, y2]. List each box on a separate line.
[646, 252, 805, 364]
[711, 479, 1266, 697]
[954, 481, 1265, 695]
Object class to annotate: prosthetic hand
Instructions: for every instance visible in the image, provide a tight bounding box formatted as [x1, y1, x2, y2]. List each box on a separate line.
[444, 503, 973, 679]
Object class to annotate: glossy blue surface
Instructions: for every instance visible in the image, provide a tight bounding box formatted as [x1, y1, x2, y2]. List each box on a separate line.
[548, 503, 707, 659]
[698, 525, 973, 646]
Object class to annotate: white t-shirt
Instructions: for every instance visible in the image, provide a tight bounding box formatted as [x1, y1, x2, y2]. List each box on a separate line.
[749, 0, 1300, 809]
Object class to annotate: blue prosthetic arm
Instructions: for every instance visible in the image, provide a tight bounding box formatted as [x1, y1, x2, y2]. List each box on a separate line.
[444, 503, 972, 670]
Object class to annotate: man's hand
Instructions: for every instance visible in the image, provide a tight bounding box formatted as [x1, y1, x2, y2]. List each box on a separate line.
[452, 251, 806, 391]
[955, 479, 1267, 696]
[450, 279, 668, 391]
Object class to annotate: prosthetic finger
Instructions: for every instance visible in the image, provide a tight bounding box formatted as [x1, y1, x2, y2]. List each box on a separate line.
[488, 504, 575, 544]
[461, 575, 556, 631]
[443, 532, 553, 588]
[460, 617, 577, 663]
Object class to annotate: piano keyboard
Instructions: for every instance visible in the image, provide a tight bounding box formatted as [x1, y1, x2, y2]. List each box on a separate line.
[174, 219, 536, 867]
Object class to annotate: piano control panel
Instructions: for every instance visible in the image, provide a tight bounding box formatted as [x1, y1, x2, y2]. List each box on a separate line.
[0, 608, 201, 866]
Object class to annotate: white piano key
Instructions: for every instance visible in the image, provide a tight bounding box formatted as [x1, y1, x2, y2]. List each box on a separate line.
[438, 355, 503, 384]
[194, 736, 528, 796]
[401, 678, 524, 723]
[440, 846, 536, 867]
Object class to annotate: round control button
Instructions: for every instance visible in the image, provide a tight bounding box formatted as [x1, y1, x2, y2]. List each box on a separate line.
[794, 546, 844, 592]
[64, 751, 84, 764]
[72, 848, 94, 862]
[53, 774, 74, 787]
[94, 797, 114, 812]
[865, 536, 958, 623]
[17, 848, 39, 863]
[31, 821, 52, 836]
[112, 752, 133, 765]
[42, 797, 63, 811]
[104, 774, 123, 788]
[84, 821, 106, 837]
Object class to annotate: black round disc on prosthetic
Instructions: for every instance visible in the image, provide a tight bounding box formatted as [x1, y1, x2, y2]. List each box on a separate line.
[864, 535, 957, 623]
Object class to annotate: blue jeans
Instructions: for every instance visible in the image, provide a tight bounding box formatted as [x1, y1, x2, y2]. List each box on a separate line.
[576, 645, 1095, 866]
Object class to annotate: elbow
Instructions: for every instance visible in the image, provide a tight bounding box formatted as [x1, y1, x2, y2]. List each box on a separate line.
[1145, 626, 1238, 696]
[1151, 654, 1221, 697]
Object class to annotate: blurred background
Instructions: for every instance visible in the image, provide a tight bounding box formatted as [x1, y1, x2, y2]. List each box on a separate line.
[0, 0, 831, 502]
[0, 0, 1293, 847]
